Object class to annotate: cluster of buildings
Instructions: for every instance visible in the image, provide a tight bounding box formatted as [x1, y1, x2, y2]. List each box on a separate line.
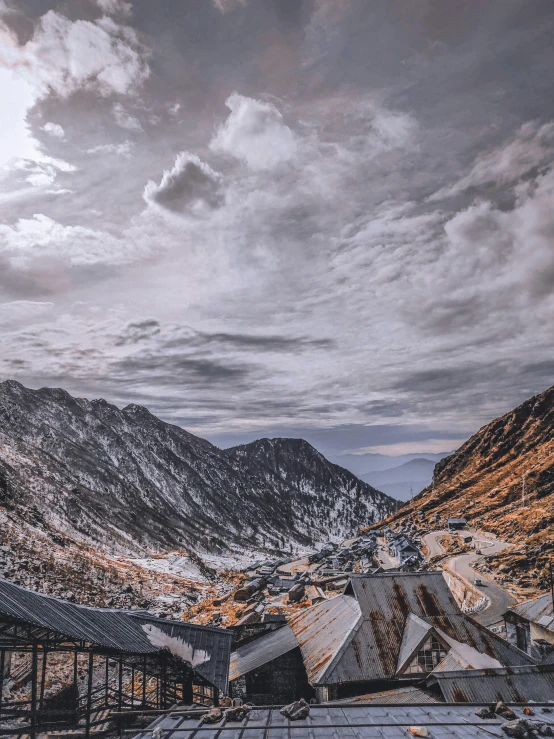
[382, 526, 422, 567]
[2, 562, 554, 738]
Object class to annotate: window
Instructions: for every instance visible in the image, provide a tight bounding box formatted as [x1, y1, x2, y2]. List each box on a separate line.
[405, 636, 448, 674]
[193, 684, 214, 706]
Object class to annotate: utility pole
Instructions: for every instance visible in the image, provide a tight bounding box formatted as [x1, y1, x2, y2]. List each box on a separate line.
[522, 473, 526, 508]
[550, 560, 554, 616]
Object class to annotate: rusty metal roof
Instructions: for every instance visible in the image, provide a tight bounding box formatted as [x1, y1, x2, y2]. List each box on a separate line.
[0, 579, 232, 693]
[428, 664, 554, 703]
[288, 593, 362, 685]
[228, 624, 298, 681]
[338, 686, 443, 705]
[322, 573, 533, 685]
[510, 592, 554, 629]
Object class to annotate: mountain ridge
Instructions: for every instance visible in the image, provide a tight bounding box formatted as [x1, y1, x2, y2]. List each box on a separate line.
[0, 380, 397, 568]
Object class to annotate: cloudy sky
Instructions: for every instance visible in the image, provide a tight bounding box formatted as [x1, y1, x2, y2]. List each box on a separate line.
[1, 0, 553, 460]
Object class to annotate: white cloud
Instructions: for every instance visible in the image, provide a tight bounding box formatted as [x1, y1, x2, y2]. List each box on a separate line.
[112, 102, 143, 131]
[143, 151, 223, 214]
[429, 121, 554, 201]
[86, 140, 134, 156]
[95, 0, 133, 18]
[210, 93, 298, 170]
[0, 10, 150, 100]
[41, 122, 65, 138]
[0, 214, 149, 271]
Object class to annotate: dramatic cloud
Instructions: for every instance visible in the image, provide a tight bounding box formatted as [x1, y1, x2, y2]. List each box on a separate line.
[2, 0, 554, 460]
[0, 10, 150, 100]
[430, 121, 554, 201]
[143, 152, 223, 214]
[210, 93, 298, 170]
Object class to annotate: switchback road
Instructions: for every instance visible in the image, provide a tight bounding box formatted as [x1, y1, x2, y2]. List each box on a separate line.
[423, 529, 516, 627]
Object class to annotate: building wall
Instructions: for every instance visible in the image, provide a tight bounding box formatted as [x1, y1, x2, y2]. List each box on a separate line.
[230, 648, 314, 706]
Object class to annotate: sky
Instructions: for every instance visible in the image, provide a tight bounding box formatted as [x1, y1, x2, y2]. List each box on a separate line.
[1, 0, 554, 460]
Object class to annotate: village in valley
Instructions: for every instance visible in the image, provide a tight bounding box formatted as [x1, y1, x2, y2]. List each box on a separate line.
[2, 505, 554, 739]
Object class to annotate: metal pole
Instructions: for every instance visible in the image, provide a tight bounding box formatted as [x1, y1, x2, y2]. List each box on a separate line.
[105, 657, 109, 708]
[85, 652, 94, 739]
[30, 643, 38, 739]
[0, 649, 5, 720]
[118, 658, 123, 712]
[131, 666, 135, 707]
[550, 560, 554, 616]
[39, 649, 48, 718]
[142, 656, 147, 707]
[73, 651, 78, 687]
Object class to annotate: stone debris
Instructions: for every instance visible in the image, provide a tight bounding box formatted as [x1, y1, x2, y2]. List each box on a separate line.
[502, 719, 554, 737]
[406, 727, 428, 737]
[280, 698, 310, 721]
[496, 701, 518, 720]
[476, 707, 496, 719]
[201, 707, 223, 724]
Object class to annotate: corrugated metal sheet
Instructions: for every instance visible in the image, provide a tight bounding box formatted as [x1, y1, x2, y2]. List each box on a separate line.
[396, 613, 433, 674]
[131, 615, 232, 694]
[288, 594, 362, 685]
[432, 650, 469, 673]
[228, 625, 298, 681]
[0, 580, 232, 693]
[323, 573, 533, 685]
[342, 686, 442, 705]
[133, 703, 553, 738]
[511, 593, 554, 629]
[429, 665, 554, 703]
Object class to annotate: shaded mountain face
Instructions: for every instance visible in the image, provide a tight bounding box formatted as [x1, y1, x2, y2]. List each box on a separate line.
[0, 381, 396, 565]
[225, 437, 398, 536]
[361, 458, 436, 502]
[387, 385, 554, 545]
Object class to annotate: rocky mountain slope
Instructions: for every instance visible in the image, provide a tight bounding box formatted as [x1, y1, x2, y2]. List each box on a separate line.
[0, 381, 396, 568]
[226, 437, 397, 537]
[387, 384, 554, 551]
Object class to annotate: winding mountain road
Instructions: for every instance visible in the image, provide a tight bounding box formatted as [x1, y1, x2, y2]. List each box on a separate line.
[423, 529, 517, 627]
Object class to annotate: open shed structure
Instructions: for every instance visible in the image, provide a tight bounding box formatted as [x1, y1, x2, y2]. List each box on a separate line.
[0, 580, 232, 739]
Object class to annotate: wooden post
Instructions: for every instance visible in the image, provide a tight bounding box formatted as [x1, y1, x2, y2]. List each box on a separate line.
[30, 644, 38, 739]
[131, 666, 135, 707]
[85, 652, 94, 739]
[161, 655, 166, 710]
[73, 651, 78, 687]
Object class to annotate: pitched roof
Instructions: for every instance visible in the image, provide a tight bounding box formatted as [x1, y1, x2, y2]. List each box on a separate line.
[320, 573, 533, 684]
[509, 592, 554, 629]
[396, 613, 433, 674]
[0, 579, 232, 692]
[427, 665, 554, 703]
[288, 594, 362, 684]
[229, 625, 298, 681]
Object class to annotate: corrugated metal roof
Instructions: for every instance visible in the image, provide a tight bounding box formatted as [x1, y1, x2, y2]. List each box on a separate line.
[288, 594, 362, 685]
[428, 665, 554, 703]
[0, 580, 232, 693]
[340, 686, 442, 705]
[511, 592, 553, 628]
[228, 624, 298, 681]
[396, 613, 433, 674]
[323, 573, 533, 685]
[133, 703, 553, 738]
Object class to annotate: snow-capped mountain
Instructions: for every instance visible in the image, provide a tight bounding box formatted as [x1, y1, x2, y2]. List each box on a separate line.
[0, 381, 397, 565]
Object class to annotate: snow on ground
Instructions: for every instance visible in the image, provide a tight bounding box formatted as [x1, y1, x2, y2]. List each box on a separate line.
[126, 552, 207, 582]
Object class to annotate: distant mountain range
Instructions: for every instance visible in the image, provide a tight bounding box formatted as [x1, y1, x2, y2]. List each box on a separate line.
[360, 458, 437, 501]
[0, 381, 397, 568]
[329, 451, 452, 477]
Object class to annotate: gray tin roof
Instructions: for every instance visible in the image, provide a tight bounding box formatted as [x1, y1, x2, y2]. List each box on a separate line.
[510, 592, 554, 629]
[133, 703, 554, 738]
[0, 579, 231, 693]
[428, 664, 554, 703]
[229, 625, 298, 681]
